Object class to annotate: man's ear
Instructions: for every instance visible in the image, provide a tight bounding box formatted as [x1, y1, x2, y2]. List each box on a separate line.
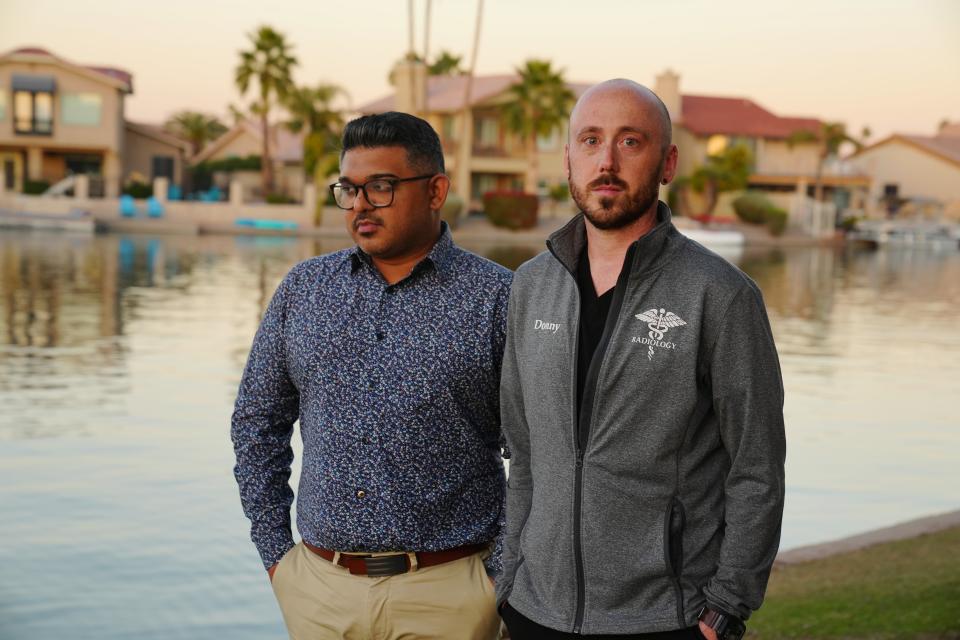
[429, 174, 451, 212]
[563, 143, 571, 179]
[661, 144, 679, 184]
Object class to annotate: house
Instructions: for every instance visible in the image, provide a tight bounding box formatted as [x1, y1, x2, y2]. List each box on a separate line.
[847, 123, 960, 218]
[189, 119, 306, 201]
[357, 64, 867, 215]
[653, 70, 870, 214]
[0, 47, 189, 197]
[358, 61, 591, 208]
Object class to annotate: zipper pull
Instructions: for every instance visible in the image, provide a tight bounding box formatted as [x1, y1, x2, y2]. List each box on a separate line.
[575, 451, 584, 468]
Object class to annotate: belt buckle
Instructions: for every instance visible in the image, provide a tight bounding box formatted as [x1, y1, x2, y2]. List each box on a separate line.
[362, 553, 410, 577]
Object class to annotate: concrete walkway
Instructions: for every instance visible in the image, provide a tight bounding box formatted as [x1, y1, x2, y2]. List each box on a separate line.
[775, 509, 960, 565]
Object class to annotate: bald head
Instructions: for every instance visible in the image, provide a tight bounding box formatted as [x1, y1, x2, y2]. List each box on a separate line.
[570, 79, 672, 152]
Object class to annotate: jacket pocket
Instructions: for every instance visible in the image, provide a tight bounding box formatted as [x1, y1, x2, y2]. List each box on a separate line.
[664, 497, 686, 577]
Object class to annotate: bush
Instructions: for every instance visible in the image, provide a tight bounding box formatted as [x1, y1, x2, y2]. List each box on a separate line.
[766, 207, 788, 236]
[440, 192, 465, 229]
[123, 181, 153, 198]
[23, 180, 50, 195]
[483, 191, 538, 230]
[548, 183, 570, 202]
[265, 192, 295, 204]
[733, 192, 775, 225]
[733, 192, 789, 235]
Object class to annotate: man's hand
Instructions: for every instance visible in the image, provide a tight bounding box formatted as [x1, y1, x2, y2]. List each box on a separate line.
[267, 563, 279, 582]
[699, 621, 718, 640]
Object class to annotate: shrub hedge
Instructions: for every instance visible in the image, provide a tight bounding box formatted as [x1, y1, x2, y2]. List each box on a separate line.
[733, 192, 789, 236]
[483, 191, 538, 230]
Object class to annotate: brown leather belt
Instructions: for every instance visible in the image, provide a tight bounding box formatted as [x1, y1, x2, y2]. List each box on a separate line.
[303, 541, 487, 577]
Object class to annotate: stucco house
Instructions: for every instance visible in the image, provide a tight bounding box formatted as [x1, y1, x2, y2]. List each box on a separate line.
[0, 47, 189, 197]
[848, 123, 960, 218]
[358, 62, 591, 208]
[189, 119, 306, 201]
[358, 65, 867, 215]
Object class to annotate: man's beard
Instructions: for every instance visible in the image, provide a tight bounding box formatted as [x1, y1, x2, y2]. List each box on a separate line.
[570, 168, 662, 231]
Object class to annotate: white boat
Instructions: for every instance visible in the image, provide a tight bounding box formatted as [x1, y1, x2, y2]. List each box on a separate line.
[848, 220, 960, 249]
[0, 208, 95, 233]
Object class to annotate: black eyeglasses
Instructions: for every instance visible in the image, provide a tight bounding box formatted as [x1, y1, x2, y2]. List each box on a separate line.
[329, 174, 435, 210]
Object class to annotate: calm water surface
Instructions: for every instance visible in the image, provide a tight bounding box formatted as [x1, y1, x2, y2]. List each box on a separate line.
[1, 230, 958, 639]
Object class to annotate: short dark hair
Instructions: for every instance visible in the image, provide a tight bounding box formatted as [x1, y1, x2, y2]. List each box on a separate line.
[340, 112, 445, 174]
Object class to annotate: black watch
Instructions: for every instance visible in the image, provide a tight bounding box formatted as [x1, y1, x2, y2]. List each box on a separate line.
[697, 606, 746, 640]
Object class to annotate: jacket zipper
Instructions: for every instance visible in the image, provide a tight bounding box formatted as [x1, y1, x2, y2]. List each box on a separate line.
[551, 241, 638, 634]
[572, 449, 586, 634]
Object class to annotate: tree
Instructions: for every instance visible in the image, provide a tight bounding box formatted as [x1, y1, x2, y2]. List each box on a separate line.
[164, 111, 227, 156]
[235, 25, 298, 196]
[675, 144, 753, 224]
[787, 122, 864, 203]
[429, 51, 464, 76]
[502, 59, 575, 194]
[284, 84, 348, 179]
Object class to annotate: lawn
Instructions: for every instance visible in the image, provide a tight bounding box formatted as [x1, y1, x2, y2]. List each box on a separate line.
[748, 526, 960, 639]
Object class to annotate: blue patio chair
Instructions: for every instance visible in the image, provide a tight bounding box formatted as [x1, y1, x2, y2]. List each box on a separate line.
[146, 197, 164, 218]
[167, 184, 182, 201]
[119, 195, 137, 217]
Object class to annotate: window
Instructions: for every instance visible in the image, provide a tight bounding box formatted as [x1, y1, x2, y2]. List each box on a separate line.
[442, 115, 456, 143]
[0, 91, 6, 121]
[537, 129, 559, 152]
[475, 117, 500, 148]
[152, 156, 174, 180]
[706, 135, 728, 156]
[12, 74, 55, 135]
[14, 91, 54, 135]
[62, 93, 102, 126]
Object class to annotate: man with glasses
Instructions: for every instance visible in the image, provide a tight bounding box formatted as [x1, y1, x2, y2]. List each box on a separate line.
[232, 111, 510, 639]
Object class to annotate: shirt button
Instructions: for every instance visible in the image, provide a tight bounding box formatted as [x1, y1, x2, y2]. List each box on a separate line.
[356, 489, 366, 499]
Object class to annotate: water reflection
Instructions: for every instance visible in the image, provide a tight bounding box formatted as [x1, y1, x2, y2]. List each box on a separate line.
[0, 230, 958, 639]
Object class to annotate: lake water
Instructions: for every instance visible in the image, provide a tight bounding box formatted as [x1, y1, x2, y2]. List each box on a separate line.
[0, 230, 958, 639]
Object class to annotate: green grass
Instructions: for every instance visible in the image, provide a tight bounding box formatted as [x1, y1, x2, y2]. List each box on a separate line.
[749, 526, 960, 639]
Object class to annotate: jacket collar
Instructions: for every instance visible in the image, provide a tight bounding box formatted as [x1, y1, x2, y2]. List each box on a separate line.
[546, 201, 681, 278]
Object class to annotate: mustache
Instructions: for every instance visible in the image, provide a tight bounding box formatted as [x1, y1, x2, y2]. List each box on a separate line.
[587, 175, 628, 190]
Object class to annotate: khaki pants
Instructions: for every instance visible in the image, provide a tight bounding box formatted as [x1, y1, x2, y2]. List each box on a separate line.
[271, 542, 500, 640]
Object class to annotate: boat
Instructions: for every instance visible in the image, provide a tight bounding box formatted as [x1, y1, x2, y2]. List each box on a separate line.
[847, 220, 960, 250]
[0, 207, 95, 233]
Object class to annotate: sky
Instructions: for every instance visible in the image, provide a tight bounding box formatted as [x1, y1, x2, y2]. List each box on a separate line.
[1, 0, 958, 142]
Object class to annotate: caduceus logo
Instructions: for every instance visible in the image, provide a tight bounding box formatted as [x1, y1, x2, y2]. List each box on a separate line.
[634, 308, 687, 361]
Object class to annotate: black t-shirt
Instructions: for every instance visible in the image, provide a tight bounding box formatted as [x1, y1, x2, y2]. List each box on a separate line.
[576, 249, 615, 416]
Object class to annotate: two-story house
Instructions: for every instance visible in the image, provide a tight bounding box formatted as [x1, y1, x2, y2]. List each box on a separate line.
[358, 61, 590, 209]
[0, 47, 189, 197]
[654, 70, 869, 212]
[358, 65, 867, 215]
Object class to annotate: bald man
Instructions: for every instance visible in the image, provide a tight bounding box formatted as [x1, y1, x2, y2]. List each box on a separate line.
[496, 80, 786, 640]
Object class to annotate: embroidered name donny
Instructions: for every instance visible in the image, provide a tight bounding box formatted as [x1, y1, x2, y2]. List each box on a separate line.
[534, 319, 561, 333]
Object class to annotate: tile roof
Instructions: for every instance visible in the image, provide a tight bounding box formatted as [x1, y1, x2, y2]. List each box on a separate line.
[680, 94, 820, 139]
[898, 135, 960, 166]
[358, 74, 592, 113]
[3, 46, 133, 92]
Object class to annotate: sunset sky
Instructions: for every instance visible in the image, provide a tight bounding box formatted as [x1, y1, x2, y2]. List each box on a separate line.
[2, 0, 957, 142]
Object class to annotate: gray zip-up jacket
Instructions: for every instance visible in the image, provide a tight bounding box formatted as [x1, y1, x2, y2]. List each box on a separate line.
[497, 203, 786, 635]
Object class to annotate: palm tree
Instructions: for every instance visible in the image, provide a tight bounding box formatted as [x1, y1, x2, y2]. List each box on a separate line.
[429, 51, 463, 76]
[788, 122, 864, 203]
[235, 25, 298, 195]
[164, 111, 227, 156]
[502, 59, 575, 194]
[675, 144, 753, 224]
[454, 0, 484, 206]
[285, 84, 348, 179]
